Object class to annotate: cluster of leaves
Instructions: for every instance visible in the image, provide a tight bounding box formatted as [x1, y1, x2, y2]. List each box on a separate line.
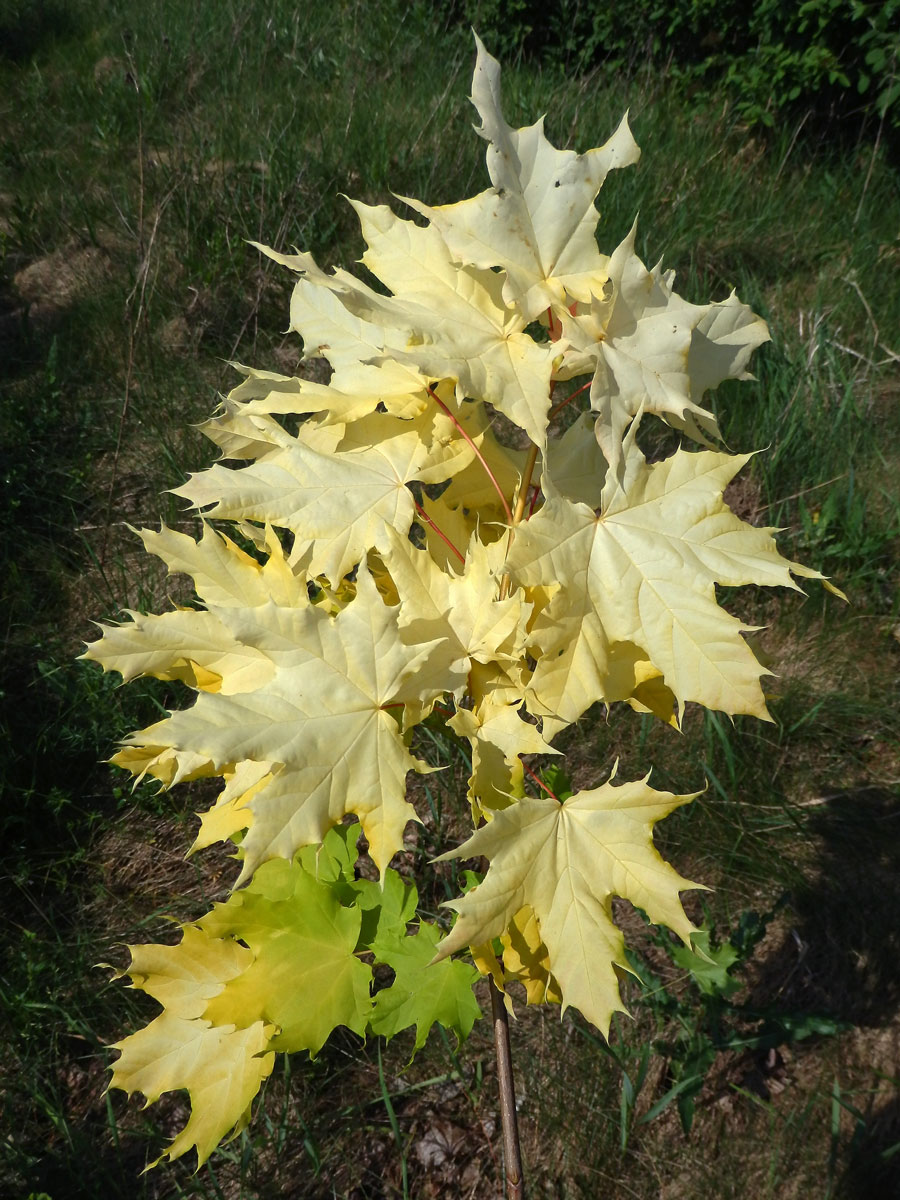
[106, 821, 479, 1167]
[84, 36, 832, 1168]
[458, 0, 900, 135]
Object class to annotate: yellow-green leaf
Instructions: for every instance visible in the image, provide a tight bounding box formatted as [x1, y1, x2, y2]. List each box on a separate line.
[200, 860, 373, 1054]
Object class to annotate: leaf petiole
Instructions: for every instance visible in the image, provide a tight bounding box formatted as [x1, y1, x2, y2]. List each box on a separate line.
[548, 378, 591, 422]
[523, 760, 561, 802]
[413, 497, 466, 565]
[427, 385, 514, 525]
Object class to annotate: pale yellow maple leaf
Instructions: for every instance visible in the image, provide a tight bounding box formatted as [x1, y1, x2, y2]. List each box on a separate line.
[510, 433, 830, 720]
[434, 777, 701, 1036]
[351, 201, 559, 449]
[139, 523, 298, 609]
[226, 360, 427, 425]
[82, 527, 298, 697]
[380, 525, 530, 678]
[118, 926, 253, 1020]
[197, 388, 346, 465]
[469, 938, 507, 993]
[109, 743, 215, 789]
[468, 907, 565, 1014]
[162, 577, 450, 879]
[109, 1012, 274, 1168]
[338, 399, 480, 487]
[86, 537, 461, 879]
[449, 698, 556, 816]
[557, 225, 769, 469]
[189, 760, 272, 854]
[627, 659, 680, 726]
[540, 409, 609, 509]
[173, 419, 432, 582]
[195, 398, 304, 464]
[418, 491, 487, 570]
[251, 241, 424, 396]
[685, 292, 771, 424]
[524, 591, 679, 735]
[109, 928, 267, 1168]
[176, 397, 492, 582]
[436, 416, 526, 520]
[500, 906, 563, 1006]
[81, 607, 274, 694]
[403, 34, 640, 322]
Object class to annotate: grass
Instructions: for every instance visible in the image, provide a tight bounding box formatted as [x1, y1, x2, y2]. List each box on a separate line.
[1, 1, 899, 1196]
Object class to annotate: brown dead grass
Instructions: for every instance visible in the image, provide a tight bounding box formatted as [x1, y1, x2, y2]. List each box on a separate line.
[13, 243, 113, 320]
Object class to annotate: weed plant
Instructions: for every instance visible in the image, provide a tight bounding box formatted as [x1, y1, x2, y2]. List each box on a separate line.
[1, 1, 898, 1196]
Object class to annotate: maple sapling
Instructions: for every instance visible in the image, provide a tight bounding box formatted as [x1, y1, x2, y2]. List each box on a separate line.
[84, 34, 837, 1186]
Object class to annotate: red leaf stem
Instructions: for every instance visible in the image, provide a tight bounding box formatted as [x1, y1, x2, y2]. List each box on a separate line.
[548, 378, 591, 422]
[413, 498, 466, 566]
[522, 760, 560, 802]
[427, 386, 514, 525]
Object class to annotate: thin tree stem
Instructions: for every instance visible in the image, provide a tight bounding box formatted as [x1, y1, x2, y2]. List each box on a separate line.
[490, 977, 524, 1200]
[512, 444, 540, 526]
[499, 442, 540, 601]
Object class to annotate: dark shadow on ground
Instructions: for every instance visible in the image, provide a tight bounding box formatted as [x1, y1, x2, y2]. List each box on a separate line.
[741, 787, 900, 1033]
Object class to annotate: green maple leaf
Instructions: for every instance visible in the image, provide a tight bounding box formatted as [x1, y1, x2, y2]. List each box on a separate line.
[371, 921, 481, 1053]
[297, 819, 361, 886]
[669, 928, 742, 998]
[108, 845, 382, 1166]
[347, 869, 419, 951]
